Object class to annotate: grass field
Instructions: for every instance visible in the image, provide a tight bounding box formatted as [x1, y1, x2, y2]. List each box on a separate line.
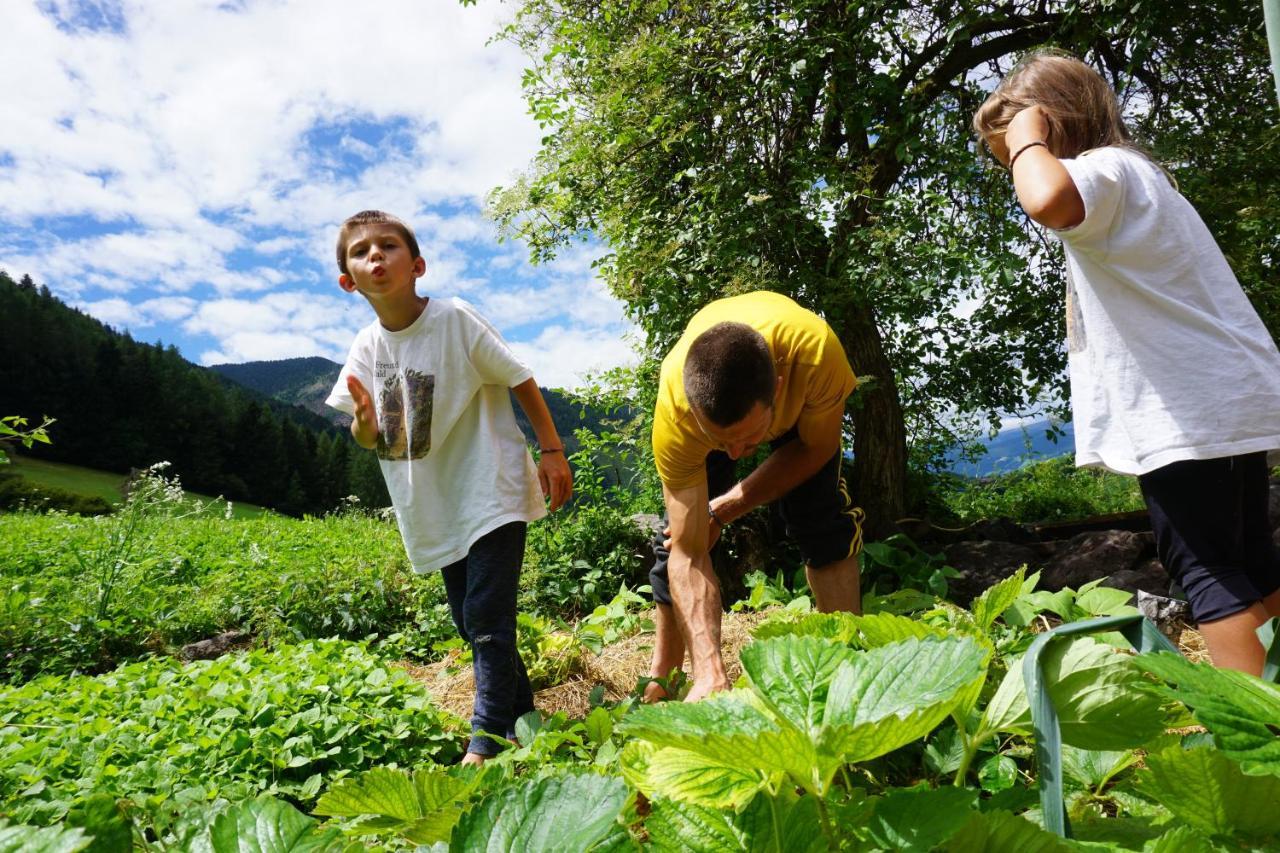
[7, 453, 269, 519]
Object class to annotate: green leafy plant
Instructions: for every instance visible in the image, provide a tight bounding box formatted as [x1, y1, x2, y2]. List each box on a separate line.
[0, 640, 462, 828]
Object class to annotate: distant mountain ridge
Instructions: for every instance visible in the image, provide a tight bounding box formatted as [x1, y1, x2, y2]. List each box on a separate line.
[210, 357, 620, 450]
[210, 357, 345, 424]
[948, 419, 1075, 477]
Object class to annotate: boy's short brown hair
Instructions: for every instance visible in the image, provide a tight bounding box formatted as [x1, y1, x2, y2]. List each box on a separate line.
[335, 210, 421, 276]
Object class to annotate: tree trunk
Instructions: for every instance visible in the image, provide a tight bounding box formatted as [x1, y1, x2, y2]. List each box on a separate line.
[840, 299, 907, 541]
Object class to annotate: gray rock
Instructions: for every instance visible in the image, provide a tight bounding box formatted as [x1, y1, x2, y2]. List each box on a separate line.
[1041, 530, 1147, 591]
[1101, 557, 1170, 597]
[1137, 589, 1191, 637]
[180, 630, 252, 661]
[944, 540, 1040, 606]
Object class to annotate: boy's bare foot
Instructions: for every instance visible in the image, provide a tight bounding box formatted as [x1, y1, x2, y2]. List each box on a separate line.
[641, 679, 669, 703]
[460, 751, 490, 767]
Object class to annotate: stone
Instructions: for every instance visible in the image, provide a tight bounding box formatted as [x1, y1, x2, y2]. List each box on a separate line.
[1137, 589, 1192, 638]
[1101, 557, 1171, 597]
[1040, 530, 1148, 591]
[944, 540, 1040, 606]
[180, 630, 252, 661]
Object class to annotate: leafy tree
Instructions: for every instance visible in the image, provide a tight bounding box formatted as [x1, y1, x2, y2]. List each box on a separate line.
[492, 0, 1277, 535]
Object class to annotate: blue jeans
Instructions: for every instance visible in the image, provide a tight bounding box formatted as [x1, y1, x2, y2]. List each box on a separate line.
[440, 521, 534, 756]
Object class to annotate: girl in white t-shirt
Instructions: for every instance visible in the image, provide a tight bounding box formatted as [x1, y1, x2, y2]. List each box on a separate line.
[973, 51, 1280, 676]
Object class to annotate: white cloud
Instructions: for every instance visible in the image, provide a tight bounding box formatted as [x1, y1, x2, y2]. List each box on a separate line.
[509, 325, 641, 392]
[0, 0, 638, 388]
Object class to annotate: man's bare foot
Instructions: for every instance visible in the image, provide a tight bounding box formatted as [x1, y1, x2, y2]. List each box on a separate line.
[460, 751, 490, 767]
[683, 677, 729, 703]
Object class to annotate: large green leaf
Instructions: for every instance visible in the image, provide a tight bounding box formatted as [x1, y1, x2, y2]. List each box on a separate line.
[821, 635, 987, 764]
[618, 691, 812, 783]
[450, 772, 627, 853]
[1139, 745, 1280, 840]
[971, 568, 1027, 632]
[313, 765, 481, 844]
[1059, 746, 1140, 792]
[980, 636, 1166, 749]
[849, 612, 946, 647]
[1135, 652, 1280, 776]
[866, 786, 977, 851]
[0, 822, 91, 853]
[941, 810, 1075, 852]
[192, 797, 347, 853]
[643, 791, 825, 853]
[643, 747, 766, 809]
[1142, 826, 1216, 853]
[740, 635, 857, 733]
[752, 611, 861, 644]
[64, 794, 132, 853]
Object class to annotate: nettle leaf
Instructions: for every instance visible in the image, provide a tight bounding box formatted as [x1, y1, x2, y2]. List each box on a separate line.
[1135, 651, 1280, 776]
[643, 791, 825, 853]
[752, 611, 860, 644]
[643, 747, 766, 810]
[1143, 825, 1217, 853]
[867, 786, 977, 851]
[849, 612, 946, 647]
[64, 793, 132, 853]
[941, 810, 1075, 852]
[0, 822, 91, 853]
[822, 635, 987, 764]
[450, 771, 627, 853]
[981, 636, 1166, 749]
[1060, 745, 1139, 792]
[1139, 745, 1280, 840]
[193, 796, 347, 853]
[313, 765, 481, 844]
[740, 635, 856, 733]
[971, 568, 1026, 631]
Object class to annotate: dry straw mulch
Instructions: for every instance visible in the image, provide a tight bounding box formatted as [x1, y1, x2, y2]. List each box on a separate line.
[398, 609, 773, 721]
[397, 608, 1213, 723]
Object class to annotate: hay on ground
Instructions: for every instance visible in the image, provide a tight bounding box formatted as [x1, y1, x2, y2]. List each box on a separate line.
[399, 609, 773, 720]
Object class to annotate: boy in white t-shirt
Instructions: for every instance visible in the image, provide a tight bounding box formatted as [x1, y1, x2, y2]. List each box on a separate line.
[975, 52, 1280, 675]
[325, 210, 573, 764]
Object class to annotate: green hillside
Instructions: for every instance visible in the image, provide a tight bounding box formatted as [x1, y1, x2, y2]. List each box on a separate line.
[6, 454, 268, 519]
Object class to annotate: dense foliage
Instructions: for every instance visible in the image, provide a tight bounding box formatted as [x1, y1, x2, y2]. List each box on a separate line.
[0, 271, 389, 515]
[492, 0, 1279, 536]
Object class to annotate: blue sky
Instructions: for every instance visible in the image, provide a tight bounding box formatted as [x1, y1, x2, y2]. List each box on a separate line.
[0, 0, 638, 390]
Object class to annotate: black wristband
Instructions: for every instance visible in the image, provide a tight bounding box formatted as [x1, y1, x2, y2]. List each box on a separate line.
[539, 447, 564, 454]
[1009, 140, 1048, 170]
[708, 503, 725, 526]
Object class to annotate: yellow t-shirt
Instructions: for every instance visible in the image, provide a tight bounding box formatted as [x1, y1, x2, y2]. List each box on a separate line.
[653, 291, 857, 490]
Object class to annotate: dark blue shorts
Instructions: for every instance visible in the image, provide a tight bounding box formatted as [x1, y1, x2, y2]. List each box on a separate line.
[648, 428, 865, 606]
[1138, 452, 1280, 623]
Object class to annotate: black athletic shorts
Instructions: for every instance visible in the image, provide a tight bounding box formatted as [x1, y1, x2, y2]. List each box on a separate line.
[648, 427, 865, 606]
[1138, 451, 1280, 623]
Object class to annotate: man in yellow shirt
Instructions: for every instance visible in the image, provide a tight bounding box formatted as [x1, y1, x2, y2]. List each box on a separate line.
[647, 291, 865, 702]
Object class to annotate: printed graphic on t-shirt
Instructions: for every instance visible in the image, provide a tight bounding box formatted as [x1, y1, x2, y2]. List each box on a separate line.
[376, 369, 434, 461]
[1066, 269, 1087, 354]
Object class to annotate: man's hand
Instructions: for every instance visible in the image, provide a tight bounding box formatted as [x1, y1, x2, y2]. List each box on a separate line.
[347, 375, 379, 449]
[538, 451, 573, 511]
[662, 513, 722, 552]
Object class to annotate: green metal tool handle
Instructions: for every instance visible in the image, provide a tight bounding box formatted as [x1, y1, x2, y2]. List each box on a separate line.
[1267, 0, 1280, 108]
[1022, 614, 1179, 838]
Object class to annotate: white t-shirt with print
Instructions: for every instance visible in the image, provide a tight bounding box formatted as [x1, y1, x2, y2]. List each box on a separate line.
[1055, 146, 1280, 475]
[326, 297, 546, 573]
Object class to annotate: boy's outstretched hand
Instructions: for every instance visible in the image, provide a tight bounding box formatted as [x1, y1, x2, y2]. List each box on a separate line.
[347, 375, 379, 449]
[538, 451, 573, 512]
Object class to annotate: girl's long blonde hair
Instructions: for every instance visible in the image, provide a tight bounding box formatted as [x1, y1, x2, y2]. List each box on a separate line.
[973, 49, 1140, 161]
